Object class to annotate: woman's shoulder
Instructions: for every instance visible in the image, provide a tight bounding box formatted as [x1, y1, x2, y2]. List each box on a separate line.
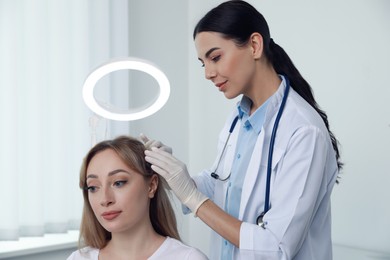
[66, 247, 99, 260]
[150, 237, 208, 260]
[287, 89, 326, 127]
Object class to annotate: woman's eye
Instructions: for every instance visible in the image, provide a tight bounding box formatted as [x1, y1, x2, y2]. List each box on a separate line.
[211, 55, 221, 62]
[113, 180, 127, 188]
[87, 186, 98, 193]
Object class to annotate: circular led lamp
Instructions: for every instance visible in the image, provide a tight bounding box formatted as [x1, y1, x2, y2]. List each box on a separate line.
[82, 58, 170, 121]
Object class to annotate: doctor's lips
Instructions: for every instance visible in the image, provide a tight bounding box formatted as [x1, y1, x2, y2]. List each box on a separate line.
[215, 81, 228, 91]
[101, 210, 122, 220]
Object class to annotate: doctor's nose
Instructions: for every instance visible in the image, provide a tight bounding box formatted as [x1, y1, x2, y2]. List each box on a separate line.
[205, 65, 217, 80]
[100, 187, 115, 207]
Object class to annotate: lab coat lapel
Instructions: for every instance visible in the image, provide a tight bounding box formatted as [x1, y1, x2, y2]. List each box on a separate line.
[238, 79, 287, 220]
[218, 119, 241, 206]
[223, 119, 240, 174]
[239, 130, 265, 219]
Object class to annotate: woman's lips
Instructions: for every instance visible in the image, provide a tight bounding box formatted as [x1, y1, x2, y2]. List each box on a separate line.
[101, 211, 122, 220]
[216, 81, 227, 91]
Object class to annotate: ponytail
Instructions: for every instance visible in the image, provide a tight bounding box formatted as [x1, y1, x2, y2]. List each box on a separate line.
[268, 39, 343, 174]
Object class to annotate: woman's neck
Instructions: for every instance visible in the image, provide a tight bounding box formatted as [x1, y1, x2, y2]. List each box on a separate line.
[99, 225, 166, 260]
[248, 66, 281, 115]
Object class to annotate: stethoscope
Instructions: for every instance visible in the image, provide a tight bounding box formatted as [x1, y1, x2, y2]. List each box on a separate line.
[210, 76, 290, 227]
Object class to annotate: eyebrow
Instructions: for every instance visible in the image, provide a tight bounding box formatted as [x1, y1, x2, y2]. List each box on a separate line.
[198, 47, 220, 62]
[86, 169, 131, 179]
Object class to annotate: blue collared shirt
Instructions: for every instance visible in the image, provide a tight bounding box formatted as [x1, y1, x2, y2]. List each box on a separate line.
[221, 95, 270, 259]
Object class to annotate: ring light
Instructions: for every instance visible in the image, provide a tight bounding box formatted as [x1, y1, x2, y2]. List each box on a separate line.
[82, 58, 170, 121]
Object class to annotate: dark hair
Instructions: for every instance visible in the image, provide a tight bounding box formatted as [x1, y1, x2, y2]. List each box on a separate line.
[194, 0, 343, 174]
[78, 136, 180, 249]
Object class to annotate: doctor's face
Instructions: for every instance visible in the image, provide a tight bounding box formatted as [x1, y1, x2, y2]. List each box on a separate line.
[85, 149, 157, 234]
[195, 31, 257, 99]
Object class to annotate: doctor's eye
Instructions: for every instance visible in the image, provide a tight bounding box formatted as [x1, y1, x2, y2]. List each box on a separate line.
[211, 55, 221, 63]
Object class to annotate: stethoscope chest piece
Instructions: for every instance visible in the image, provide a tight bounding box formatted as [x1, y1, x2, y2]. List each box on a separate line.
[256, 212, 266, 229]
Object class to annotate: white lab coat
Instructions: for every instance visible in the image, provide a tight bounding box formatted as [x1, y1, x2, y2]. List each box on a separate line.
[193, 79, 338, 260]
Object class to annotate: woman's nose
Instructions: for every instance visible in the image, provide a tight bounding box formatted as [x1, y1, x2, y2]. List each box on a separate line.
[100, 187, 115, 207]
[205, 65, 217, 80]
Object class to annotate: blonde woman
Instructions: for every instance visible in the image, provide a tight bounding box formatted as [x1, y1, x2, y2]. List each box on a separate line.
[67, 136, 208, 260]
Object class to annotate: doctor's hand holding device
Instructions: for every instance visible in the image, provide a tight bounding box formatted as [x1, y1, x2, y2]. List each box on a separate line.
[145, 1, 343, 259]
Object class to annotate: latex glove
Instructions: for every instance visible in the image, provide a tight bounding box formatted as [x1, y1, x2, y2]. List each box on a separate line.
[145, 147, 208, 215]
[139, 133, 172, 154]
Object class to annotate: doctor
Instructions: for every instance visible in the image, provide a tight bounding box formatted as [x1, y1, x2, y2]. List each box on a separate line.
[144, 1, 342, 259]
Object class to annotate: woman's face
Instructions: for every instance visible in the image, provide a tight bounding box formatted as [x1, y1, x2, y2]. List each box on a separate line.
[195, 31, 258, 99]
[85, 149, 156, 234]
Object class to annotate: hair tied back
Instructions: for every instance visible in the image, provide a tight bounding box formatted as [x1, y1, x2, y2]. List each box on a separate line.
[269, 38, 275, 47]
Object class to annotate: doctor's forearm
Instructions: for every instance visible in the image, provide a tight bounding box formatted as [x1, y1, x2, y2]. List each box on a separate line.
[196, 199, 242, 247]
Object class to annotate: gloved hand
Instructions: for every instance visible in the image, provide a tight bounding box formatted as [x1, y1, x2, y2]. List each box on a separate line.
[139, 133, 172, 154]
[145, 147, 208, 215]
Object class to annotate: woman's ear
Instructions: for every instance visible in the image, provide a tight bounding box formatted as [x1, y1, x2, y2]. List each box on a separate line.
[249, 32, 264, 60]
[148, 174, 159, 198]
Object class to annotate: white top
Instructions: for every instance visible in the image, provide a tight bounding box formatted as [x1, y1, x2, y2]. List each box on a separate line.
[193, 76, 339, 260]
[67, 237, 208, 260]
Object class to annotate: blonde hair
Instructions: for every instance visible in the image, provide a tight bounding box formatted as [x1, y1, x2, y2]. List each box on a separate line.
[78, 136, 180, 249]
